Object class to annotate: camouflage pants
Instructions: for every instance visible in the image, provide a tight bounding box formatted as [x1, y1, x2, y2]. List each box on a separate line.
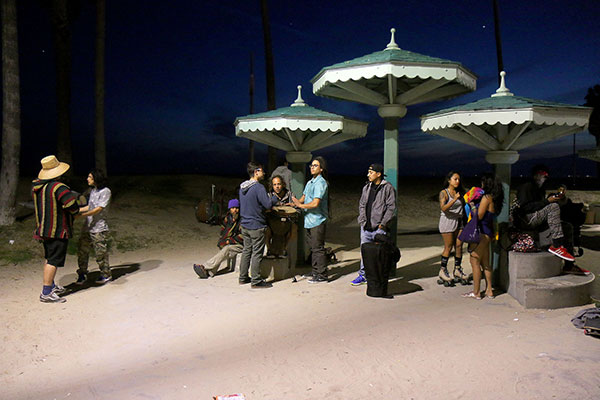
[77, 231, 111, 278]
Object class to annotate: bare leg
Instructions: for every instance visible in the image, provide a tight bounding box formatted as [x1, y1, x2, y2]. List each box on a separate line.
[483, 268, 494, 298]
[43, 262, 57, 286]
[469, 251, 482, 297]
[454, 231, 463, 258]
[479, 236, 494, 297]
[441, 232, 454, 257]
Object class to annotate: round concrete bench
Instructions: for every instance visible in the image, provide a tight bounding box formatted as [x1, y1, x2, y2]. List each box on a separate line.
[505, 251, 594, 309]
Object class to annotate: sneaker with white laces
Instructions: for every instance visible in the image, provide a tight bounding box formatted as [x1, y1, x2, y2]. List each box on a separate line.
[350, 274, 367, 286]
[52, 284, 66, 295]
[548, 246, 575, 262]
[40, 292, 67, 303]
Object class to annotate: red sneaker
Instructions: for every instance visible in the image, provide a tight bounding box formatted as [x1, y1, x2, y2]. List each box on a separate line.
[548, 246, 575, 262]
[563, 264, 591, 276]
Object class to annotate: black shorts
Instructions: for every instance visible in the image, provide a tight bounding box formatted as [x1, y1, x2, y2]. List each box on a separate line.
[43, 238, 69, 267]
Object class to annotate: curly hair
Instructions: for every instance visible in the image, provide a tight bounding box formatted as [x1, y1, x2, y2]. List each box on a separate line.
[480, 173, 504, 214]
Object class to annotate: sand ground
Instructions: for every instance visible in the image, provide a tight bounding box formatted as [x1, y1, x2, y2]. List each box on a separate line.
[1, 175, 599, 400]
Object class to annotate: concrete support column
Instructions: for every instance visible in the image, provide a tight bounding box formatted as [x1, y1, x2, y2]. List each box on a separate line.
[378, 104, 406, 246]
[486, 150, 519, 287]
[286, 151, 312, 265]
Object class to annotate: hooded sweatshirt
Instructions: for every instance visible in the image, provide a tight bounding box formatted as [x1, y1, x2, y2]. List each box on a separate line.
[31, 179, 79, 239]
[239, 179, 276, 229]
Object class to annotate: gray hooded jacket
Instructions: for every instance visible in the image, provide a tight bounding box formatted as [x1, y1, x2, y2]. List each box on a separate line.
[357, 179, 396, 231]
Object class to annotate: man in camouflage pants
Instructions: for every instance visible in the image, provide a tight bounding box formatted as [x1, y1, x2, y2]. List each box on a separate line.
[76, 169, 113, 284]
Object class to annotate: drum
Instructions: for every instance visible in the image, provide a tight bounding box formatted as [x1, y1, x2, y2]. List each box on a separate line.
[267, 206, 297, 257]
[272, 205, 297, 217]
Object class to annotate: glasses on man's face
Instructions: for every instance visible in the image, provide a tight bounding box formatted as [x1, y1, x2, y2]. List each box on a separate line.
[310, 164, 319, 168]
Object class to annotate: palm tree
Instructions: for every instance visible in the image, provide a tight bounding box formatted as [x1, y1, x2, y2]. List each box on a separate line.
[584, 84, 600, 176]
[42, 0, 81, 169]
[94, 0, 107, 174]
[260, 0, 277, 173]
[0, 0, 21, 226]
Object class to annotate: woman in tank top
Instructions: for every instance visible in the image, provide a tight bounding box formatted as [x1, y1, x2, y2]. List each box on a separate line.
[437, 171, 467, 285]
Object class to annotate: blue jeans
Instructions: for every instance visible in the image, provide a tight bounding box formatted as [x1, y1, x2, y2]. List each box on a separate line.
[359, 226, 387, 275]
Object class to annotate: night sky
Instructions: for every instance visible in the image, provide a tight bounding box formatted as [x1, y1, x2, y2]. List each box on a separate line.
[12, 0, 600, 178]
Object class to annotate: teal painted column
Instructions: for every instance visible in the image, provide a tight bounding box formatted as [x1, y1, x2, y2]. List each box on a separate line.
[286, 151, 312, 266]
[383, 117, 399, 243]
[378, 104, 406, 246]
[486, 151, 519, 290]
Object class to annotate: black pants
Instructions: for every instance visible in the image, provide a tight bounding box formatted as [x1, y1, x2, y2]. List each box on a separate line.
[306, 223, 327, 278]
[361, 242, 393, 297]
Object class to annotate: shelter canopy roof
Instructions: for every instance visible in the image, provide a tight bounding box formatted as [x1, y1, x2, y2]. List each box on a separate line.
[311, 29, 477, 106]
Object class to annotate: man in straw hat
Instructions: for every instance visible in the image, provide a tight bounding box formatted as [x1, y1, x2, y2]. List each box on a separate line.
[32, 155, 80, 303]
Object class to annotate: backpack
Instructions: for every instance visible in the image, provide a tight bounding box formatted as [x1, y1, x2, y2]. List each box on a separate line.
[509, 231, 539, 252]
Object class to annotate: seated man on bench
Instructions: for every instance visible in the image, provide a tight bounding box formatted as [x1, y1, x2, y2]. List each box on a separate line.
[513, 165, 588, 275]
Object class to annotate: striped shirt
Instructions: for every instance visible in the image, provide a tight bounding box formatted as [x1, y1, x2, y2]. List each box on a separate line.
[32, 179, 79, 239]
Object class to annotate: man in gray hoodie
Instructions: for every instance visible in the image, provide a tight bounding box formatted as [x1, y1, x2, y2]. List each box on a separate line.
[351, 163, 396, 286]
[239, 162, 277, 288]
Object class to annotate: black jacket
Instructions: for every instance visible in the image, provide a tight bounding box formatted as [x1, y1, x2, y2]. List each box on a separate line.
[516, 181, 548, 216]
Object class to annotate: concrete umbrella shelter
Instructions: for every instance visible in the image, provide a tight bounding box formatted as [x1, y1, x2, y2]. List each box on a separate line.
[311, 28, 477, 239]
[234, 85, 368, 263]
[421, 71, 593, 285]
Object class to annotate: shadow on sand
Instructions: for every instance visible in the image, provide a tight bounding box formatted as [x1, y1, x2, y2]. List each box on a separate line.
[59, 259, 162, 296]
[383, 254, 441, 297]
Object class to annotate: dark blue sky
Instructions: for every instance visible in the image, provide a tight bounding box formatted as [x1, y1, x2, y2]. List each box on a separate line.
[14, 0, 600, 177]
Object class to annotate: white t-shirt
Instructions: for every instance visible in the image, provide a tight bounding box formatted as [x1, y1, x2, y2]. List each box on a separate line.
[84, 187, 111, 233]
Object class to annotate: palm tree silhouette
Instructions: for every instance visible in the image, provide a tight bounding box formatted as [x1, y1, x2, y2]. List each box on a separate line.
[584, 84, 600, 177]
[0, 0, 21, 226]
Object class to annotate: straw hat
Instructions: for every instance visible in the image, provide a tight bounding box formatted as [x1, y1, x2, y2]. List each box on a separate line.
[38, 155, 70, 180]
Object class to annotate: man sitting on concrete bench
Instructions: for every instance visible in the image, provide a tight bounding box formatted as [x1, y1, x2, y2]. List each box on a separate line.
[513, 164, 588, 275]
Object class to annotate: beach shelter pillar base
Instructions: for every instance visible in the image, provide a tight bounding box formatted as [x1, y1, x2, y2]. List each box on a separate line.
[380, 105, 406, 247]
[486, 151, 519, 288]
[286, 151, 313, 266]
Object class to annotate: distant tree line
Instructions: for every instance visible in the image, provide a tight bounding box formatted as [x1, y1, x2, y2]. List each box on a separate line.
[0, 0, 106, 226]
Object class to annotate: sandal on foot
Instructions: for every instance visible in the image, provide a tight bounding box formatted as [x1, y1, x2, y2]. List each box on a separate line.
[462, 292, 482, 300]
[485, 293, 495, 299]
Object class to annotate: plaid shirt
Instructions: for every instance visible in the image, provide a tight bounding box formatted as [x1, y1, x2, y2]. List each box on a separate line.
[32, 179, 79, 239]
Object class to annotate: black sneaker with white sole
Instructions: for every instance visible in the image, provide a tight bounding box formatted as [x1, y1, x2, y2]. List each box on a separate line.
[250, 280, 272, 288]
[96, 275, 112, 284]
[308, 275, 328, 284]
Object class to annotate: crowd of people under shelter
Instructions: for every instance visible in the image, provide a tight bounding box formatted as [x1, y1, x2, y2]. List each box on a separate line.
[30, 154, 590, 302]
